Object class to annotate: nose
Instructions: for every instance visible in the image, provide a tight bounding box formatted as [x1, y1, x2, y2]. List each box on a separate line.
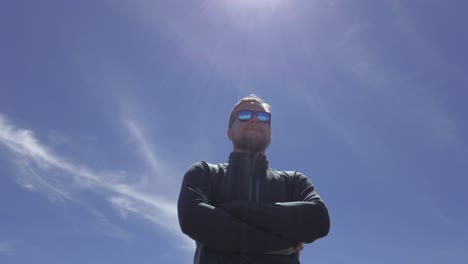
[249, 114, 260, 123]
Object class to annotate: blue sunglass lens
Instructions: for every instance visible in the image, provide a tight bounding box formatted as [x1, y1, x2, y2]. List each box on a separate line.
[237, 110, 253, 121]
[237, 110, 270, 123]
[256, 112, 270, 123]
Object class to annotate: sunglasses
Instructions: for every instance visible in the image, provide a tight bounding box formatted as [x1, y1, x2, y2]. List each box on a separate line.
[230, 110, 271, 127]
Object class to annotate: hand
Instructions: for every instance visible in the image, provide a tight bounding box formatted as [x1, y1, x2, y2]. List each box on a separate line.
[294, 242, 304, 252]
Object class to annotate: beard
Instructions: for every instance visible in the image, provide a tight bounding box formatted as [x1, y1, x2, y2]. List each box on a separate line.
[233, 132, 270, 153]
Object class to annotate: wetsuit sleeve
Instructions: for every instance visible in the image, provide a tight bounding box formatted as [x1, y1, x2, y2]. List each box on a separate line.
[220, 172, 330, 243]
[177, 162, 294, 253]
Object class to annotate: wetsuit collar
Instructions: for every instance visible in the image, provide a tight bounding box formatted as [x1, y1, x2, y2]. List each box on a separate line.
[228, 152, 269, 170]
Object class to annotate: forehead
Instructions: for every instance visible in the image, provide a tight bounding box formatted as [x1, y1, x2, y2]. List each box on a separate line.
[234, 102, 267, 112]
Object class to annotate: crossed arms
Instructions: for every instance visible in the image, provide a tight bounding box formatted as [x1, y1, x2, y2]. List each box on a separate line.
[177, 162, 330, 254]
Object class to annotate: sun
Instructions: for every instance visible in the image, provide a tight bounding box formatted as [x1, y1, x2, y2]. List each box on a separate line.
[216, 0, 289, 23]
[227, 0, 287, 10]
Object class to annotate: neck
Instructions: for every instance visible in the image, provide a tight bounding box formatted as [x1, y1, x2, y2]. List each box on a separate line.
[232, 147, 265, 155]
[229, 150, 269, 170]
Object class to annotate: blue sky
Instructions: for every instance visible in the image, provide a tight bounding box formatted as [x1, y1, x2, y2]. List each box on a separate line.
[1, 0, 467, 263]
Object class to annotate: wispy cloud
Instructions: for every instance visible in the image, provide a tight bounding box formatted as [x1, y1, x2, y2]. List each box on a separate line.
[0, 114, 193, 250]
[125, 119, 162, 174]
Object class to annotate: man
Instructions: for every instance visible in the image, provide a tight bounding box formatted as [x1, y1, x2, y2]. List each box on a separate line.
[178, 95, 330, 264]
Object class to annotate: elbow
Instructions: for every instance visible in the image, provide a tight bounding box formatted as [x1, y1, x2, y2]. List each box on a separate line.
[317, 210, 330, 238]
[178, 210, 203, 241]
[178, 201, 213, 240]
[178, 213, 192, 236]
[177, 202, 197, 238]
[303, 205, 330, 243]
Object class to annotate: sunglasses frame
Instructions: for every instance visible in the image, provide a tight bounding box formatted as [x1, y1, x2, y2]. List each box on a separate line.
[230, 109, 271, 127]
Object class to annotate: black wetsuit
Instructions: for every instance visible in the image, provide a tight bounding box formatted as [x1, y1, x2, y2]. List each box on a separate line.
[178, 152, 330, 264]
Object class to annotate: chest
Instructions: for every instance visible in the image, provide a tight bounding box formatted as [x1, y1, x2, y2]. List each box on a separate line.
[211, 169, 293, 205]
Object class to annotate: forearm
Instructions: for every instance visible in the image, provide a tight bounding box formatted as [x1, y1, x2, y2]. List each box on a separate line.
[220, 200, 330, 243]
[178, 162, 300, 252]
[178, 196, 294, 253]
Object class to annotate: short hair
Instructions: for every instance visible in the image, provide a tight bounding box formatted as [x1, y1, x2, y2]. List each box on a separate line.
[228, 94, 271, 128]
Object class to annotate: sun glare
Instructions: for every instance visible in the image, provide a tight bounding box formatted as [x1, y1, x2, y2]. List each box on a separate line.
[216, 0, 290, 26]
[222, 0, 287, 11]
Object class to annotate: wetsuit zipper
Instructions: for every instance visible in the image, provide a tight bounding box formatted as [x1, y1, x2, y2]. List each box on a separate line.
[248, 153, 254, 201]
[256, 178, 260, 202]
[248, 153, 261, 202]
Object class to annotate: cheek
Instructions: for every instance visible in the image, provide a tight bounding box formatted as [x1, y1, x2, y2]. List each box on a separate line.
[229, 128, 239, 140]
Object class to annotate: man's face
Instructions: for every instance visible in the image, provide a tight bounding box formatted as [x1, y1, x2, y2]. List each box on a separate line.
[227, 102, 271, 153]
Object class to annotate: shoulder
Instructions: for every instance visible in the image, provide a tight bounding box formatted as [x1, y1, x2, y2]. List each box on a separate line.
[182, 161, 216, 186]
[185, 161, 228, 174]
[269, 168, 308, 180]
[185, 161, 207, 173]
[270, 169, 316, 189]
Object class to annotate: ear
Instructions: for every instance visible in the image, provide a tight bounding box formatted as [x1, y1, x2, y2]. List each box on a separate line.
[227, 128, 233, 141]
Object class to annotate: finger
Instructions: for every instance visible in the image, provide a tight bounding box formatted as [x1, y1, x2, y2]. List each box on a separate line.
[295, 243, 304, 252]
